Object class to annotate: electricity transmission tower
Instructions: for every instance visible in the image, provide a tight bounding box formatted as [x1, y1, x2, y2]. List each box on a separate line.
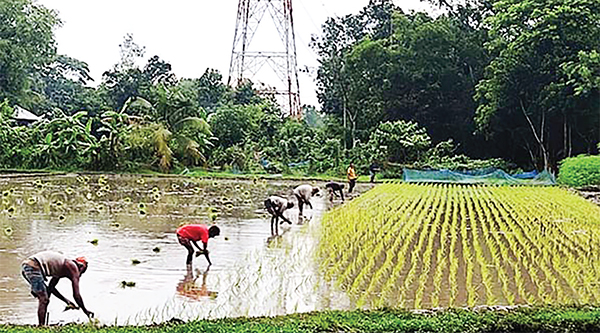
[228, 0, 301, 117]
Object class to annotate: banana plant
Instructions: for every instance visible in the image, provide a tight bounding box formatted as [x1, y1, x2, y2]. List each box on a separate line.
[31, 109, 98, 169]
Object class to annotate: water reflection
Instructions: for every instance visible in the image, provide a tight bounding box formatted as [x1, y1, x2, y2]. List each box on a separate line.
[0, 174, 370, 325]
[176, 265, 217, 301]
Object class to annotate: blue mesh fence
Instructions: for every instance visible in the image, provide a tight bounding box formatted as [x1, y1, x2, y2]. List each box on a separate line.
[403, 168, 556, 185]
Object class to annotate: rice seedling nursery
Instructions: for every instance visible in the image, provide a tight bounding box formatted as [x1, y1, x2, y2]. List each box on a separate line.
[318, 183, 600, 309]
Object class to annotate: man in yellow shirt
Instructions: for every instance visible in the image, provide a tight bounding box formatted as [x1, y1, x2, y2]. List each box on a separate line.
[347, 162, 358, 193]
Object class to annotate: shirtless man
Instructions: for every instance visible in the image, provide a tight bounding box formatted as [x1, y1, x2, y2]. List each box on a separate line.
[264, 195, 294, 235]
[176, 224, 220, 266]
[21, 250, 93, 325]
[293, 184, 320, 216]
[325, 181, 345, 202]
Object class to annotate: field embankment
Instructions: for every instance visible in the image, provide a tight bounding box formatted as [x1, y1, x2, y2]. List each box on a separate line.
[2, 306, 600, 332]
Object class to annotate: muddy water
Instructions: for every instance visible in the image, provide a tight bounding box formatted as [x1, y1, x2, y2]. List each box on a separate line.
[0, 174, 369, 325]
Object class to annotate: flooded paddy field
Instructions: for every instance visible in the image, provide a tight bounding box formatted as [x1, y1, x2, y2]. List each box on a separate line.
[0, 174, 370, 325]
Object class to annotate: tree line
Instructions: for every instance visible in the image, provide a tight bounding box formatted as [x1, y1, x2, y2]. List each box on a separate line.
[0, 0, 598, 176]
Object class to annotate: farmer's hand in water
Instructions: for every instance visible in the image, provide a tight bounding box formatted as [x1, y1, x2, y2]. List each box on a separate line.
[85, 310, 94, 318]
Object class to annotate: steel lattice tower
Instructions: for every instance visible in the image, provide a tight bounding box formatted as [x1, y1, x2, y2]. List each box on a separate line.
[228, 0, 301, 117]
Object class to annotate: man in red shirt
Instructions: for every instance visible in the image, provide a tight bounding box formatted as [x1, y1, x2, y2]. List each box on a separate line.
[176, 224, 220, 266]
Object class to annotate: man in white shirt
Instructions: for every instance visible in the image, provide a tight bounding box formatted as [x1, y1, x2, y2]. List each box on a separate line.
[21, 250, 93, 325]
[264, 195, 294, 235]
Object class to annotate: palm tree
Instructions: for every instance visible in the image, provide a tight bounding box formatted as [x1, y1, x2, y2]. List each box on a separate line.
[122, 82, 215, 172]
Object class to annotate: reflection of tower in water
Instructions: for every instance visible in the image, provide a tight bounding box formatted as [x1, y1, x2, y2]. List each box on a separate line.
[176, 266, 217, 300]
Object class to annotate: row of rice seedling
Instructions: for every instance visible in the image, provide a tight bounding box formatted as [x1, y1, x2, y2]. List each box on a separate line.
[318, 183, 600, 309]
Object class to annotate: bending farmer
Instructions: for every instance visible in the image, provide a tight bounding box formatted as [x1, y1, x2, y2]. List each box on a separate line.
[176, 224, 220, 266]
[21, 250, 93, 326]
[293, 184, 320, 216]
[325, 181, 344, 202]
[264, 195, 294, 235]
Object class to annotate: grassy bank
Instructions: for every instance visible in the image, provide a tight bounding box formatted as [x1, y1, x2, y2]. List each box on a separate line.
[2, 307, 600, 332]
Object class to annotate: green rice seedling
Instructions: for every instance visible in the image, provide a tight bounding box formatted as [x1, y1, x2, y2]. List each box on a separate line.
[361, 195, 415, 305]
[123, 197, 132, 203]
[413, 185, 447, 308]
[89, 239, 99, 245]
[4, 227, 12, 237]
[430, 186, 454, 307]
[152, 247, 160, 252]
[320, 183, 600, 310]
[121, 281, 136, 287]
[27, 197, 36, 205]
[402, 187, 442, 307]
[65, 187, 74, 195]
[131, 259, 141, 265]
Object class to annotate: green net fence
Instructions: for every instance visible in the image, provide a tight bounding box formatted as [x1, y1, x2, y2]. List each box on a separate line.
[403, 168, 556, 185]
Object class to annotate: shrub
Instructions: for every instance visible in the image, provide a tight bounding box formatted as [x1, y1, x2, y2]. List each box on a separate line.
[558, 154, 600, 187]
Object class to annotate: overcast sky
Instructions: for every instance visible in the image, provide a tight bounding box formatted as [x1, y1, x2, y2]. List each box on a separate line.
[37, 0, 435, 107]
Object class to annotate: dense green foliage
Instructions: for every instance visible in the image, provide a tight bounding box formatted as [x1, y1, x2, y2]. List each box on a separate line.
[313, 0, 600, 171]
[0, 0, 60, 106]
[475, 0, 600, 170]
[2, 307, 600, 332]
[0, 0, 598, 176]
[558, 154, 600, 187]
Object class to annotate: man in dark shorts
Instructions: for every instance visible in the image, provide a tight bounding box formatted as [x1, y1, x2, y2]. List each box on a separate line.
[21, 250, 93, 326]
[264, 195, 294, 235]
[176, 224, 220, 266]
[369, 161, 380, 183]
[325, 182, 344, 202]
